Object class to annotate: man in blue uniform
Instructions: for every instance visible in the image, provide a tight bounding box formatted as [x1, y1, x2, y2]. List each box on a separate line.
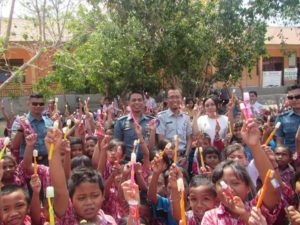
[114, 91, 154, 160]
[156, 88, 192, 165]
[276, 84, 300, 153]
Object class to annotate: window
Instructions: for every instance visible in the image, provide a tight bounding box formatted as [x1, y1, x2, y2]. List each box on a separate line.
[263, 57, 284, 71]
[0, 59, 24, 83]
[289, 53, 296, 67]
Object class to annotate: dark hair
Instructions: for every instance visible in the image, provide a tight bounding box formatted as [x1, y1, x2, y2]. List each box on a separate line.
[2, 155, 17, 167]
[204, 147, 221, 160]
[275, 144, 292, 156]
[70, 137, 83, 146]
[71, 155, 93, 170]
[287, 84, 300, 92]
[107, 139, 126, 156]
[212, 160, 255, 195]
[225, 143, 246, 158]
[68, 167, 104, 198]
[29, 93, 44, 99]
[86, 135, 98, 144]
[128, 91, 144, 101]
[203, 95, 220, 111]
[189, 175, 216, 197]
[249, 91, 258, 97]
[185, 97, 194, 105]
[1, 184, 30, 205]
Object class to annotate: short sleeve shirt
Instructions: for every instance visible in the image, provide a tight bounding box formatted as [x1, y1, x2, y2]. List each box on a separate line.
[113, 113, 153, 158]
[156, 109, 192, 152]
[275, 110, 300, 152]
[11, 113, 53, 158]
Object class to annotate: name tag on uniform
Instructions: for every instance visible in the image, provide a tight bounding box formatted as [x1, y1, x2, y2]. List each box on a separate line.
[166, 121, 173, 124]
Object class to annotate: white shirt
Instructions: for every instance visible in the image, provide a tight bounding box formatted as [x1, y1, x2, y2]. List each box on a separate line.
[197, 115, 228, 144]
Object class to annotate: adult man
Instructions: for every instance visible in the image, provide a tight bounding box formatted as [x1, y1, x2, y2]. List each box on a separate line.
[114, 91, 154, 160]
[276, 84, 300, 152]
[11, 93, 53, 165]
[156, 88, 192, 162]
[249, 91, 264, 118]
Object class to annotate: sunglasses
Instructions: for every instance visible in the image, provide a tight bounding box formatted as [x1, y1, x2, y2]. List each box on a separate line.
[287, 95, 300, 100]
[32, 102, 45, 106]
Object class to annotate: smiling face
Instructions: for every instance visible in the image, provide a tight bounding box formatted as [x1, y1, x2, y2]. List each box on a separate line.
[188, 185, 218, 219]
[1, 190, 29, 225]
[71, 182, 103, 221]
[216, 167, 250, 206]
[167, 89, 182, 112]
[204, 98, 217, 117]
[287, 88, 300, 111]
[129, 93, 145, 114]
[2, 158, 16, 182]
[28, 97, 45, 118]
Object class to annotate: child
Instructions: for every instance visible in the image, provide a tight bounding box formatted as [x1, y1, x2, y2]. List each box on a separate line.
[192, 147, 220, 175]
[70, 137, 84, 158]
[274, 145, 295, 187]
[45, 127, 116, 224]
[201, 119, 287, 225]
[85, 136, 98, 158]
[1, 155, 26, 187]
[0, 184, 31, 225]
[186, 175, 218, 224]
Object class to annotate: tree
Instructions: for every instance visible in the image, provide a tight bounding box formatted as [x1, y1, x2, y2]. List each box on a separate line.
[37, 0, 267, 97]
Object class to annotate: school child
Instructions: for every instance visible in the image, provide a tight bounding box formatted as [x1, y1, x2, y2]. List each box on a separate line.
[45, 127, 116, 224]
[192, 147, 220, 175]
[201, 119, 289, 225]
[1, 155, 26, 187]
[147, 156, 178, 225]
[70, 137, 84, 158]
[85, 136, 98, 158]
[0, 184, 31, 225]
[97, 137, 127, 223]
[274, 145, 295, 186]
[185, 175, 219, 224]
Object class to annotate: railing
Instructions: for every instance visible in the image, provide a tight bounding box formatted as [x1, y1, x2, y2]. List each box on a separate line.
[0, 84, 33, 97]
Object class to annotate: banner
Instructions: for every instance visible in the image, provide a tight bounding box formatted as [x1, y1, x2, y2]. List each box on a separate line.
[262, 71, 282, 87]
[284, 68, 298, 80]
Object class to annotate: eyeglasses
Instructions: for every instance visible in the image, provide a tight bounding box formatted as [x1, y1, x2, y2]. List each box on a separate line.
[287, 95, 300, 100]
[32, 102, 45, 106]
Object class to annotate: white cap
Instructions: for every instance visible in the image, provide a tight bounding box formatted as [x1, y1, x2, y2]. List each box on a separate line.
[220, 180, 228, 189]
[66, 119, 72, 126]
[62, 127, 68, 134]
[4, 137, 10, 146]
[239, 102, 246, 110]
[275, 122, 281, 129]
[177, 178, 184, 192]
[46, 186, 55, 198]
[131, 152, 136, 163]
[53, 121, 59, 128]
[33, 149, 38, 157]
[243, 92, 250, 101]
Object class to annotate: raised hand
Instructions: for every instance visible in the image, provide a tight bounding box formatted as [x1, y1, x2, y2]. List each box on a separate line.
[248, 207, 267, 225]
[25, 133, 37, 148]
[241, 119, 261, 147]
[30, 174, 41, 194]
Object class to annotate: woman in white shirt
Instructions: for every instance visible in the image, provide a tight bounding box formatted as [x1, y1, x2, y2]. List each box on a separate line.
[192, 95, 231, 145]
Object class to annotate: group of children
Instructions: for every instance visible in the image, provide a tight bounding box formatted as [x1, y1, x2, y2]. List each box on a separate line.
[0, 92, 300, 225]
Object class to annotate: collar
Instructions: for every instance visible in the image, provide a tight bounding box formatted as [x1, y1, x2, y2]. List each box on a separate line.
[27, 112, 45, 122]
[166, 108, 183, 117]
[127, 113, 147, 122]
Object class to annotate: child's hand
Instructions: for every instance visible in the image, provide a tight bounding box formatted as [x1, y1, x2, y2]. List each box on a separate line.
[100, 135, 111, 152]
[248, 207, 267, 225]
[200, 166, 212, 176]
[261, 145, 277, 168]
[168, 164, 182, 190]
[121, 180, 140, 204]
[241, 119, 261, 147]
[151, 155, 167, 174]
[224, 196, 248, 220]
[25, 133, 37, 148]
[44, 127, 63, 151]
[111, 164, 122, 178]
[61, 139, 71, 153]
[134, 123, 143, 140]
[30, 174, 41, 194]
[286, 206, 300, 225]
[148, 119, 157, 132]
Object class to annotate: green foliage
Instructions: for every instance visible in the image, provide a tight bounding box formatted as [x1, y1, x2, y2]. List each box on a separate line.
[37, 0, 268, 97]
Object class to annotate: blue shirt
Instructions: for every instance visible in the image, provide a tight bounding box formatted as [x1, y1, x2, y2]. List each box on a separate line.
[11, 113, 53, 158]
[276, 110, 300, 152]
[113, 113, 153, 158]
[151, 195, 178, 225]
[156, 109, 192, 152]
